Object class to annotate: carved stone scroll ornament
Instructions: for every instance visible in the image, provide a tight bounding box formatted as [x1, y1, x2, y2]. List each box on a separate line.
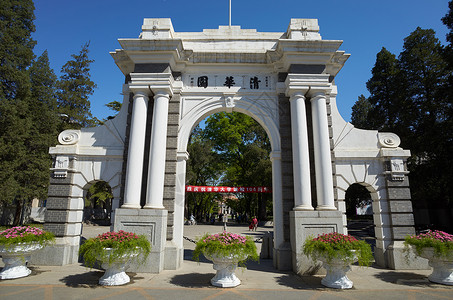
[378, 133, 401, 148]
[58, 130, 81, 145]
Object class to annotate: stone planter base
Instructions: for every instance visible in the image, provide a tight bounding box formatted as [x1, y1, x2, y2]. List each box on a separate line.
[321, 262, 353, 289]
[0, 243, 43, 280]
[204, 252, 248, 288]
[97, 248, 139, 286]
[417, 248, 453, 285]
[99, 261, 132, 286]
[317, 252, 357, 289]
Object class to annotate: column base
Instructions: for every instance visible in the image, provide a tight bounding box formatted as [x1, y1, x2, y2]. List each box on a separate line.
[290, 210, 343, 274]
[293, 205, 314, 211]
[121, 204, 142, 209]
[143, 205, 165, 209]
[113, 208, 167, 273]
[316, 205, 337, 211]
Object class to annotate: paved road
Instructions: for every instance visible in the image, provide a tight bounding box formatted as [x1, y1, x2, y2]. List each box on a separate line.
[1, 223, 453, 299]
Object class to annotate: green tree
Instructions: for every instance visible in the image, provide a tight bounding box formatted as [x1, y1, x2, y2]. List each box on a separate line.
[0, 0, 37, 225]
[105, 101, 122, 113]
[351, 24, 452, 231]
[24, 50, 59, 204]
[104, 100, 122, 121]
[398, 28, 451, 220]
[367, 47, 404, 132]
[0, 0, 36, 102]
[57, 42, 97, 129]
[85, 181, 113, 223]
[203, 112, 272, 220]
[350, 95, 373, 129]
[186, 126, 222, 220]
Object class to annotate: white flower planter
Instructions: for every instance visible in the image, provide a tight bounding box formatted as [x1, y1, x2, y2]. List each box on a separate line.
[0, 243, 43, 280]
[316, 251, 358, 289]
[204, 252, 249, 288]
[415, 247, 453, 285]
[97, 248, 139, 286]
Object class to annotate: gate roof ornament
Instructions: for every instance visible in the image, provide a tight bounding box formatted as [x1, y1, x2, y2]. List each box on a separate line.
[111, 18, 350, 76]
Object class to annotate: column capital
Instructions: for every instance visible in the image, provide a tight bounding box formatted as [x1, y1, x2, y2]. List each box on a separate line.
[288, 92, 307, 102]
[308, 88, 331, 99]
[285, 73, 331, 98]
[129, 72, 174, 97]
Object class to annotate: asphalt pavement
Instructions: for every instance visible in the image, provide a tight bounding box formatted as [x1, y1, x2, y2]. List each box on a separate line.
[1, 223, 452, 300]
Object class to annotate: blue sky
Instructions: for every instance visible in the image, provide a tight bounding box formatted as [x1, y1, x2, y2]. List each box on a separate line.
[32, 0, 450, 122]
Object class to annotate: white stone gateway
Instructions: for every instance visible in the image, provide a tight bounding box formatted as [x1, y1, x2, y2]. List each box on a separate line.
[34, 18, 427, 272]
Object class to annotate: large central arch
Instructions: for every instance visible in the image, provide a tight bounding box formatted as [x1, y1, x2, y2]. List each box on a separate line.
[174, 92, 284, 269]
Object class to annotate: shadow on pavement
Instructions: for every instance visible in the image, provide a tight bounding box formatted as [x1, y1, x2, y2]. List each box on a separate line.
[373, 271, 438, 287]
[276, 274, 325, 290]
[59, 271, 103, 288]
[169, 273, 214, 288]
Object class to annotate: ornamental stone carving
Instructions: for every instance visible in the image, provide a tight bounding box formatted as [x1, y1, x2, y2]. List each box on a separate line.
[58, 130, 81, 145]
[378, 133, 401, 148]
[52, 156, 70, 178]
[225, 96, 237, 108]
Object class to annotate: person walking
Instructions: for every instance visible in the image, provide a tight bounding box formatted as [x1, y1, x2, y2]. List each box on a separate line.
[252, 216, 258, 231]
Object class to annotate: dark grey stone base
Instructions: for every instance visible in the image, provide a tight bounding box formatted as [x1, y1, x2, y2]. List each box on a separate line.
[113, 208, 168, 273]
[290, 210, 343, 274]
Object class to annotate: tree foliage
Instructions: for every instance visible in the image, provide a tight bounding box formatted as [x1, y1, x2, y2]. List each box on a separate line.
[350, 95, 373, 130]
[186, 112, 272, 221]
[350, 6, 453, 231]
[57, 42, 97, 129]
[185, 125, 222, 221]
[0, 0, 39, 225]
[0, 1, 98, 225]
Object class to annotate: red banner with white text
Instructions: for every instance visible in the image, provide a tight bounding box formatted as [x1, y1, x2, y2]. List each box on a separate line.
[185, 186, 271, 193]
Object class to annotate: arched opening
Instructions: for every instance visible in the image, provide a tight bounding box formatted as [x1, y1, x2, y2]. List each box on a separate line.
[345, 183, 376, 252]
[182, 110, 273, 262]
[83, 181, 113, 226]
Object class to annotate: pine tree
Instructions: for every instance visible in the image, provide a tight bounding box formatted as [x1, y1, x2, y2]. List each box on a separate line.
[0, 0, 37, 224]
[365, 47, 404, 132]
[0, 0, 36, 101]
[26, 50, 59, 202]
[353, 25, 452, 230]
[350, 95, 373, 129]
[57, 42, 97, 129]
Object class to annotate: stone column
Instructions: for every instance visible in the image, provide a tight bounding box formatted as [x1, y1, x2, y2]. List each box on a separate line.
[122, 91, 149, 209]
[144, 91, 171, 209]
[310, 92, 336, 210]
[270, 151, 284, 249]
[289, 93, 313, 210]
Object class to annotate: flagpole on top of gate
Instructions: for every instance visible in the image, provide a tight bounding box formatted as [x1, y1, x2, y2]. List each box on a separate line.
[229, 0, 232, 27]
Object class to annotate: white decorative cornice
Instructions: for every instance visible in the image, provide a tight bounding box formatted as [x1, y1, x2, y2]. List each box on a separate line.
[129, 73, 174, 97]
[285, 74, 331, 97]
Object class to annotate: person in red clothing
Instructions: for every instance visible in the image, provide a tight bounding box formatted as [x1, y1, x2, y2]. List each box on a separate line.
[252, 216, 258, 231]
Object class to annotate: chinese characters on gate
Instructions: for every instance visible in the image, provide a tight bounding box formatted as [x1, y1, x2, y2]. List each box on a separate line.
[190, 75, 270, 89]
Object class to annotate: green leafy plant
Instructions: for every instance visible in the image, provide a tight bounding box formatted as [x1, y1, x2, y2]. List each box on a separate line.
[0, 226, 55, 248]
[193, 231, 258, 263]
[303, 232, 373, 266]
[404, 230, 453, 259]
[79, 230, 151, 268]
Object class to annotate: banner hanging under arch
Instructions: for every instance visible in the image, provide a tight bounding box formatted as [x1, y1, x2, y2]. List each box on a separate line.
[185, 185, 272, 193]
